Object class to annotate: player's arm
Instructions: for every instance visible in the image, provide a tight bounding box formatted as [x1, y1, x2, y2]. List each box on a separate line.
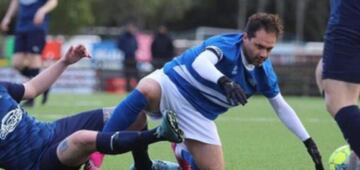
[192, 48, 247, 105]
[23, 45, 90, 99]
[33, 0, 58, 25]
[1, 0, 18, 32]
[268, 93, 324, 170]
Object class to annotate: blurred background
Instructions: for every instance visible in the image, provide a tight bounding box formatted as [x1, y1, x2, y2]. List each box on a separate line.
[1, 1, 347, 169]
[0, 0, 329, 96]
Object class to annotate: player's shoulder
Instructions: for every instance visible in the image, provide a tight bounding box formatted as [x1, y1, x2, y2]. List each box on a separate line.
[262, 59, 275, 70]
[204, 33, 243, 59]
[206, 33, 243, 44]
[0, 81, 13, 90]
[0, 81, 23, 90]
[0, 81, 25, 102]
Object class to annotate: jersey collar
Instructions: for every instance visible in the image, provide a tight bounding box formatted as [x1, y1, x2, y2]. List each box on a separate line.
[240, 46, 255, 71]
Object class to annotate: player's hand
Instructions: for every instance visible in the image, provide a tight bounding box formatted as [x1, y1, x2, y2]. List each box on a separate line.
[218, 76, 247, 105]
[62, 45, 90, 65]
[1, 17, 10, 32]
[33, 9, 46, 25]
[304, 138, 324, 170]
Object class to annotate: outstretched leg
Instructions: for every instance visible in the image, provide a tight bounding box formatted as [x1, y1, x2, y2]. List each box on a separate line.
[45, 110, 183, 169]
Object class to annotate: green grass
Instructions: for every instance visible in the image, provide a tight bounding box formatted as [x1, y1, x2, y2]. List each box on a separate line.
[26, 93, 346, 170]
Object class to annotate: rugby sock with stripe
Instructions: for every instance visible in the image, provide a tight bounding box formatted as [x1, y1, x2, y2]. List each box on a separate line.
[131, 125, 153, 169]
[335, 105, 360, 157]
[96, 128, 160, 154]
[102, 89, 148, 131]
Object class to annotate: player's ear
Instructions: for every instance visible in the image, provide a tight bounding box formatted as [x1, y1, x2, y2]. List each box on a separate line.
[243, 32, 249, 40]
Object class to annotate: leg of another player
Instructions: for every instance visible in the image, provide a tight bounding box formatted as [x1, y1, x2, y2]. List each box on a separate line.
[185, 139, 225, 170]
[315, 59, 323, 95]
[323, 79, 360, 156]
[57, 130, 98, 166]
[58, 111, 183, 167]
[323, 79, 360, 116]
[85, 109, 150, 170]
[102, 78, 161, 132]
[57, 129, 171, 167]
[12, 53, 27, 71]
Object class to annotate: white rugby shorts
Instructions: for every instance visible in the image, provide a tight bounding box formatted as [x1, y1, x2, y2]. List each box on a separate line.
[144, 69, 221, 145]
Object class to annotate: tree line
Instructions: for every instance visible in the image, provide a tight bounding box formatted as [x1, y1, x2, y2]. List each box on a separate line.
[0, 0, 330, 41]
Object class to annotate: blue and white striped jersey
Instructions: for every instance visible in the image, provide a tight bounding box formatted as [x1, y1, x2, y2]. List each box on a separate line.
[163, 33, 280, 120]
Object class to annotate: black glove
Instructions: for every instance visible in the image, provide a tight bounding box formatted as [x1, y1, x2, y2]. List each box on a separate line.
[217, 76, 247, 105]
[304, 138, 324, 170]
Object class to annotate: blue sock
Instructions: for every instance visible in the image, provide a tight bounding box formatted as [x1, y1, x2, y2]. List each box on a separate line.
[103, 89, 148, 132]
[335, 105, 360, 156]
[181, 150, 199, 170]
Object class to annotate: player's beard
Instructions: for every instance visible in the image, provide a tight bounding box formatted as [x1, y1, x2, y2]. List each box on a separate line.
[253, 56, 265, 67]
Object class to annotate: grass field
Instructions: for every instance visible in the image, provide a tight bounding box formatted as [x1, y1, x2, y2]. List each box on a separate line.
[26, 93, 347, 170]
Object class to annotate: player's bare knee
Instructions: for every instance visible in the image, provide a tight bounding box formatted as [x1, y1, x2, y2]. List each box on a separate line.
[325, 102, 336, 117]
[136, 78, 160, 97]
[70, 130, 96, 150]
[12, 61, 24, 71]
[136, 78, 161, 109]
[12, 54, 25, 69]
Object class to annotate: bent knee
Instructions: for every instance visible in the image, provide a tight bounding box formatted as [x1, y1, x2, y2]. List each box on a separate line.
[136, 78, 161, 110]
[69, 130, 97, 149]
[136, 78, 161, 96]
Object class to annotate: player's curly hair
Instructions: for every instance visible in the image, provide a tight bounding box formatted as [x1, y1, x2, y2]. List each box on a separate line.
[244, 12, 283, 39]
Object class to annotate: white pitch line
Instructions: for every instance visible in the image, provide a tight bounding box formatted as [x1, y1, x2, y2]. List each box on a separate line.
[34, 114, 336, 124]
[216, 117, 335, 123]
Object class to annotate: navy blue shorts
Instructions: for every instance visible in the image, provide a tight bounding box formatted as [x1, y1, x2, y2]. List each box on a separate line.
[38, 109, 104, 170]
[322, 26, 360, 83]
[14, 30, 46, 54]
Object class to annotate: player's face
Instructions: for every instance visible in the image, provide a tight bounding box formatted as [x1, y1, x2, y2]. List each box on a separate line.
[243, 29, 277, 66]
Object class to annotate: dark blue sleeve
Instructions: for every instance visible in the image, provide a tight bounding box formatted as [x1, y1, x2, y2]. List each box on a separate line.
[0, 81, 25, 103]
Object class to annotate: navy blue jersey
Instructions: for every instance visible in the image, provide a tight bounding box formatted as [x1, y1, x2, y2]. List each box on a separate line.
[17, 0, 49, 32]
[163, 33, 279, 120]
[0, 82, 55, 170]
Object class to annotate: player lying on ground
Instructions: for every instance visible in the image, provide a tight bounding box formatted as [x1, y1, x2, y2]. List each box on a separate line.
[0, 45, 184, 170]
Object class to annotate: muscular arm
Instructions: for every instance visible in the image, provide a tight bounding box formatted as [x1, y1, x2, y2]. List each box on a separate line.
[23, 45, 89, 99]
[1, 0, 18, 31]
[23, 59, 68, 99]
[268, 93, 310, 141]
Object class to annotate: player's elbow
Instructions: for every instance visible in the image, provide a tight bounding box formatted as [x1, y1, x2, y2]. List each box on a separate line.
[22, 83, 39, 99]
